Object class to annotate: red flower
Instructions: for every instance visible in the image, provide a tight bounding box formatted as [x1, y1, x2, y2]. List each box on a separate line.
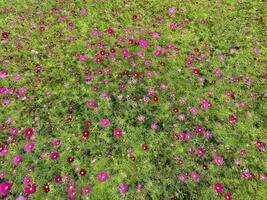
[224, 193, 232, 200]
[142, 144, 148, 151]
[24, 128, 34, 138]
[213, 183, 224, 193]
[79, 169, 87, 176]
[2, 32, 9, 39]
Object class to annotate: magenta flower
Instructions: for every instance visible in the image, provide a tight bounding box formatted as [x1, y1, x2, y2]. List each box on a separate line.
[24, 142, 35, 152]
[53, 138, 61, 146]
[23, 176, 31, 185]
[256, 140, 266, 152]
[9, 127, 19, 135]
[228, 115, 238, 125]
[118, 183, 129, 194]
[24, 184, 36, 195]
[213, 156, 224, 166]
[168, 7, 176, 16]
[24, 128, 34, 138]
[114, 128, 123, 137]
[195, 148, 206, 156]
[190, 107, 199, 114]
[179, 172, 188, 183]
[191, 171, 200, 182]
[82, 186, 92, 195]
[97, 172, 110, 182]
[12, 155, 23, 165]
[16, 196, 27, 200]
[213, 183, 224, 193]
[81, 8, 88, 15]
[137, 38, 149, 48]
[0, 181, 12, 196]
[0, 145, 9, 156]
[0, 71, 8, 79]
[201, 99, 211, 110]
[50, 152, 59, 160]
[101, 118, 110, 127]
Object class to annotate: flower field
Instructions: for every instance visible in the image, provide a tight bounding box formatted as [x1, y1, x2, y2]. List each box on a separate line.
[0, 0, 267, 199]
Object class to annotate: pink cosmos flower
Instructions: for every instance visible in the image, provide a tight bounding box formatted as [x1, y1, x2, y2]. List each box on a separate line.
[13, 75, 21, 81]
[195, 148, 206, 156]
[213, 156, 224, 166]
[12, 155, 23, 165]
[191, 171, 200, 182]
[97, 172, 110, 182]
[82, 186, 92, 195]
[228, 115, 238, 125]
[170, 21, 177, 30]
[201, 99, 211, 110]
[168, 7, 176, 16]
[179, 114, 186, 121]
[0, 181, 13, 196]
[114, 128, 123, 137]
[10, 127, 19, 135]
[190, 107, 199, 114]
[213, 183, 224, 193]
[137, 38, 149, 48]
[0, 172, 4, 179]
[256, 140, 266, 152]
[0, 145, 9, 156]
[24, 142, 35, 152]
[214, 68, 222, 77]
[81, 8, 88, 15]
[137, 115, 145, 121]
[79, 55, 88, 61]
[118, 183, 129, 194]
[53, 138, 61, 146]
[23, 176, 31, 185]
[0, 71, 8, 79]
[150, 122, 158, 129]
[179, 172, 188, 183]
[101, 118, 110, 127]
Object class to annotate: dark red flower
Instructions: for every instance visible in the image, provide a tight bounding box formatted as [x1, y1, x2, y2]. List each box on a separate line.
[2, 32, 9, 39]
[79, 169, 87, 176]
[141, 144, 148, 151]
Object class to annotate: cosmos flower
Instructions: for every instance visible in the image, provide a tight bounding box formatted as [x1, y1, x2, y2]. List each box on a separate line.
[213, 183, 224, 193]
[0, 181, 12, 196]
[118, 183, 129, 194]
[0, 145, 9, 156]
[24, 142, 35, 152]
[101, 118, 110, 127]
[97, 172, 110, 182]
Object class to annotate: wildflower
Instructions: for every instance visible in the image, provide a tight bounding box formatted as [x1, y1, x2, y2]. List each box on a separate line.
[213, 183, 224, 193]
[24, 183, 36, 195]
[0, 181, 12, 196]
[118, 183, 129, 194]
[168, 7, 176, 16]
[0, 145, 9, 156]
[114, 128, 123, 137]
[179, 172, 188, 183]
[191, 171, 200, 182]
[82, 186, 92, 195]
[213, 156, 224, 166]
[195, 148, 206, 156]
[50, 152, 59, 160]
[12, 155, 23, 165]
[138, 38, 149, 48]
[97, 172, 110, 182]
[101, 118, 110, 127]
